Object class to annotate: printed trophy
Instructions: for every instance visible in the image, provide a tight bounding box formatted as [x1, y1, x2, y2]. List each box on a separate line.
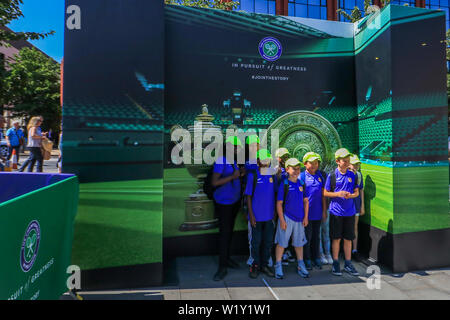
[179, 105, 222, 231]
[265, 110, 342, 173]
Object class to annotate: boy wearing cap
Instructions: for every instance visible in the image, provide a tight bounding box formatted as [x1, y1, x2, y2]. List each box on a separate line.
[349, 154, 365, 259]
[324, 148, 360, 276]
[244, 134, 268, 268]
[275, 148, 290, 188]
[245, 134, 260, 174]
[212, 136, 246, 281]
[301, 152, 327, 270]
[245, 149, 276, 279]
[274, 158, 310, 279]
[274, 148, 296, 265]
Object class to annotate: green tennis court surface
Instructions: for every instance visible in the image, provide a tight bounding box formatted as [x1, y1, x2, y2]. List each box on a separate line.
[72, 179, 163, 270]
[361, 163, 449, 234]
[163, 168, 248, 238]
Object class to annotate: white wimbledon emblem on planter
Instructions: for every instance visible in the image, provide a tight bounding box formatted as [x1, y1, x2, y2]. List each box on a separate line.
[20, 220, 41, 272]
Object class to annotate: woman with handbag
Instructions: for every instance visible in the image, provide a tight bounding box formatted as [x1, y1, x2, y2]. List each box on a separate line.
[18, 117, 45, 173]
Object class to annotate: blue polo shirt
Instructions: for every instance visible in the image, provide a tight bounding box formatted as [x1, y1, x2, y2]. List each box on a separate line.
[275, 166, 288, 189]
[277, 178, 306, 222]
[303, 170, 324, 221]
[244, 158, 258, 184]
[354, 171, 364, 213]
[213, 156, 241, 205]
[245, 170, 276, 222]
[245, 159, 258, 174]
[325, 168, 356, 217]
[6, 128, 24, 147]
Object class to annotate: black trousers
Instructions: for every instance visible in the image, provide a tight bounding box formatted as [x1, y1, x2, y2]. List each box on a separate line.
[304, 220, 321, 261]
[251, 220, 275, 267]
[215, 200, 241, 268]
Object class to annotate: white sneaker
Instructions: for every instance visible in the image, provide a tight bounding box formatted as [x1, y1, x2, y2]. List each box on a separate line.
[326, 254, 333, 265]
[287, 250, 296, 263]
[320, 253, 328, 265]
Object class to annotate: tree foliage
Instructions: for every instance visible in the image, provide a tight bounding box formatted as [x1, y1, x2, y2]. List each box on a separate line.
[337, 0, 392, 23]
[446, 29, 450, 102]
[0, 0, 54, 45]
[164, 0, 240, 11]
[2, 48, 61, 137]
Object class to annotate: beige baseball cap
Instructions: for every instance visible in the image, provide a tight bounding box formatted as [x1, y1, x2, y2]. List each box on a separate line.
[350, 154, 361, 164]
[303, 152, 322, 163]
[275, 147, 290, 158]
[285, 158, 302, 169]
[335, 148, 352, 160]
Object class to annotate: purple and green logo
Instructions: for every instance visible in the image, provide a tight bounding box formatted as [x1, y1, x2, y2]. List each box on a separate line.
[258, 37, 282, 61]
[20, 220, 40, 272]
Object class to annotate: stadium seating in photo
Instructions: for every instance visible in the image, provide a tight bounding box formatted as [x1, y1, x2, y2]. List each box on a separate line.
[393, 120, 448, 158]
[336, 123, 358, 153]
[358, 97, 392, 118]
[358, 112, 446, 159]
[315, 106, 357, 122]
[394, 92, 447, 111]
[63, 128, 163, 148]
[63, 96, 163, 122]
[84, 121, 163, 132]
[165, 105, 360, 128]
[165, 106, 281, 127]
[359, 117, 393, 149]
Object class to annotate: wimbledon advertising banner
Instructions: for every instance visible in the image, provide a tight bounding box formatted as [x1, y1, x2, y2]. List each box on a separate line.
[0, 175, 78, 300]
[63, 0, 164, 288]
[63, 2, 449, 287]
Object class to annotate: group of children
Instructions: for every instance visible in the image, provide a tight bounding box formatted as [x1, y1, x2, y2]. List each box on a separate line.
[211, 134, 365, 281]
[247, 143, 365, 279]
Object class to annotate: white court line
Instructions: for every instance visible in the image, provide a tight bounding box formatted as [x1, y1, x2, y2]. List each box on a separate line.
[80, 190, 162, 194]
[163, 182, 194, 185]
[362, 170, 392, 174]
[262, 277, 280, 300]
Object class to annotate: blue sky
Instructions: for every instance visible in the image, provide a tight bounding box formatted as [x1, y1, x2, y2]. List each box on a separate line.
[7, 0, 65, 62]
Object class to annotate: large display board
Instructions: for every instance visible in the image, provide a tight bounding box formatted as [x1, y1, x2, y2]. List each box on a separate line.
[355, 5, 449, 272]
[63, 0, 164, 288]
[63, 2, 449, 287]
[163, 5, 357, 256]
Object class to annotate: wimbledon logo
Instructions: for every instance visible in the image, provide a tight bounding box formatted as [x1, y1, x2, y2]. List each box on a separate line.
[20, 220, 41, 272]
[259, 37, 282, 61]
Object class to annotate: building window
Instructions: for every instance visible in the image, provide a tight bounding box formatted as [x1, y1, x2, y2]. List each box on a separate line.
[390, 0, 416, 7]
[338, 0, 368, 22]
[425, 0, 450, 29]
[288, 0, 327, 19]
[239, 0, 276, 14]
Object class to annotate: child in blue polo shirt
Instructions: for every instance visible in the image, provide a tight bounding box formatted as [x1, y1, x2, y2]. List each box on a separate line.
[274, 158, 310, 279]
[275, 148, 290, 188]
[245, 149, 276, 279]
[211, 136, 245, 281]
[274, 148, 296, 265]
[301, 152, 327, 271]
[324, 148, 360, 276]
[245, 134, 261, 268]
[349, 154, 365, 260]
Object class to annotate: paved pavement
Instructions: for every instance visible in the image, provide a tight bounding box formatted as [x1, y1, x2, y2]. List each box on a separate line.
[67, 255, 450, 300]
[11, 150, 59, 173]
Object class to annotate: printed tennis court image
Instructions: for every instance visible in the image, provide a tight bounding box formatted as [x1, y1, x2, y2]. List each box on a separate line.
[1, 0, 449, 305]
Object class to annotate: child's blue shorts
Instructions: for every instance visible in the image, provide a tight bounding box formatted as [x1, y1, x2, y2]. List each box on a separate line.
[275, 215, 307, 248]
